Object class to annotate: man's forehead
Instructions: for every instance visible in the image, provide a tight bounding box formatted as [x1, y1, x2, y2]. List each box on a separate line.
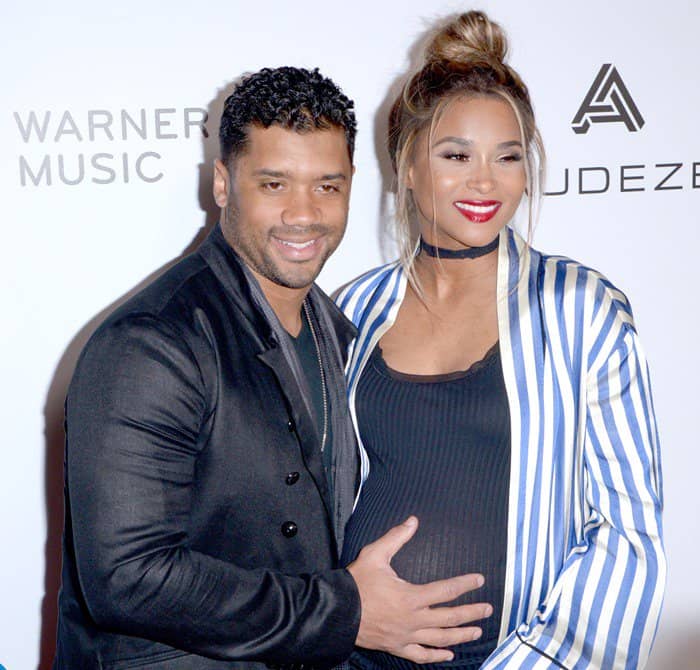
[237, 124, 351, 173]
[245, 123, 346, 147]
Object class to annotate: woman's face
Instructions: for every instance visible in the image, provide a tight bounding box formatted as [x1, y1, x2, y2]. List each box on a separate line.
[408, 95, 527, 250]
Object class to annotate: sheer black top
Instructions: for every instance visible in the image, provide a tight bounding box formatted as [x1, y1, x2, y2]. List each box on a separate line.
[341, 343, 511, 670]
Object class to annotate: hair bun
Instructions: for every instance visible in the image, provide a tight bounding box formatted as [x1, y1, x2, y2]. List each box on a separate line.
[425, 11, 508, 76]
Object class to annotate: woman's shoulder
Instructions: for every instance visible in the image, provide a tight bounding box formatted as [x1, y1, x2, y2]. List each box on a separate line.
[333, 261, 404, 322]
[535, 247, 637, 332]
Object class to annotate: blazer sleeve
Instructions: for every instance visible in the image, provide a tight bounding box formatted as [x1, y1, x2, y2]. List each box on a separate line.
[483, 326, 665, 669]
[65, 314, 360, 666]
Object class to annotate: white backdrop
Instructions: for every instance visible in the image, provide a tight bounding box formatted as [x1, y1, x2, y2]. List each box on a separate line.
[2, 1, 698, 668]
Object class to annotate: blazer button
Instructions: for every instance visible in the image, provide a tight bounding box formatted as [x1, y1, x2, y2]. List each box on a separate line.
[281, 521, 298, 538]
[287, 419, 295, 432]
[285, 471, 300, 485]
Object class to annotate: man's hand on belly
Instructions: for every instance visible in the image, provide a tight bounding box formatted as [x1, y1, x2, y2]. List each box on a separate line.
[347, 516, 493, 664]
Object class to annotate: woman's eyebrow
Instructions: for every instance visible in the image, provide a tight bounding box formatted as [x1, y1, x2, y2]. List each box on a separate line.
[432, 136, 523, 149]
[432, 136, 472, 148]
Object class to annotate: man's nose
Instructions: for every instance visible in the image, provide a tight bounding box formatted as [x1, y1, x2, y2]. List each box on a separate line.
[281, 191, 320, 226]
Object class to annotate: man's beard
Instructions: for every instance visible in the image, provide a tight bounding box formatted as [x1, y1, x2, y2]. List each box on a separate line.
[222, 203, 335, 290]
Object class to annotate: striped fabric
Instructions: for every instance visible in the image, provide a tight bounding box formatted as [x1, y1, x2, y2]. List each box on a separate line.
[336, 227, 665, 669]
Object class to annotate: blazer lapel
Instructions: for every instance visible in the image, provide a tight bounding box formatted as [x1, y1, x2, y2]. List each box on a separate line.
[496, 227, 551, 637]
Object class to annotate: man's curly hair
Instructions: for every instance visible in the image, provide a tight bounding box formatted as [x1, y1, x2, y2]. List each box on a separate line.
[219, 66, 357, 165]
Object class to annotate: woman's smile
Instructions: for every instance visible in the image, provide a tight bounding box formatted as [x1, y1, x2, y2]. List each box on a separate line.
[453, 200, 502, 223]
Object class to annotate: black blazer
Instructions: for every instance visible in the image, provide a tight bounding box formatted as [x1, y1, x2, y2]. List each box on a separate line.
[54, 225, 361, 669]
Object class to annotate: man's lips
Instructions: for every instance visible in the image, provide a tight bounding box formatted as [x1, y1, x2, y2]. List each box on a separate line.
[271, 235, 324, 261]
[454, 200, 502, 223]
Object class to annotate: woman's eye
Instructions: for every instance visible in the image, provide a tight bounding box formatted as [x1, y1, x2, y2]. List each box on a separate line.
[499, 153, 523, 163]
[443, 152, 469, 162]
[317, 183, 340, 193]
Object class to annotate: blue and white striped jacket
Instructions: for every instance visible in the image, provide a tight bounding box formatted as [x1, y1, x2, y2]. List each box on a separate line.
[336, 227, 665, 669]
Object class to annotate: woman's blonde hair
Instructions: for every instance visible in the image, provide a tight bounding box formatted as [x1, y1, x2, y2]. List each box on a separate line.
[388, 11, 545, 284]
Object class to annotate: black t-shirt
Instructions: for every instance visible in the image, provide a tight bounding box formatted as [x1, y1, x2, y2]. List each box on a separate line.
[290, 314, 333, 497]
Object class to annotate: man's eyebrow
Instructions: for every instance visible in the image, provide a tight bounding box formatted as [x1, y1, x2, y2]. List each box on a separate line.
[251, 169, 347, 181]
[252, 169, 289, 178]
[432, 136, 523, 150]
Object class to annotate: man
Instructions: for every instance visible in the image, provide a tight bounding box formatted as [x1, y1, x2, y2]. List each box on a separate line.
[54, 67, 489, 669]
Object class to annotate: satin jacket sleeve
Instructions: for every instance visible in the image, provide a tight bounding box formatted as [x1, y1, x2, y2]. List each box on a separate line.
[482, 263, 665, 669]
[65, 313, 359, 665]
[487, 332, 664, 668]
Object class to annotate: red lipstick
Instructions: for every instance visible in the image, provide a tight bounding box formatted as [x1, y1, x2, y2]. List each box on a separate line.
[454, 200, 501, 223]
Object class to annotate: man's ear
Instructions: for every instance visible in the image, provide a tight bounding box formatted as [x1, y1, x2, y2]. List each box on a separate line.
[213, 159, 230, 208]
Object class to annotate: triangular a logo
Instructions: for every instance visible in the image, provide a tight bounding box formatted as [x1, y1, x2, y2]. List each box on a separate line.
[572, 64, 644, 134]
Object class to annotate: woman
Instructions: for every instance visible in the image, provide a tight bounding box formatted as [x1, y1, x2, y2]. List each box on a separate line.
[338, 11, 665, 670]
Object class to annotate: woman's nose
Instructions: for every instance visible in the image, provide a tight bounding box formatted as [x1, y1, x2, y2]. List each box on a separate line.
[466, 161, 496, 193]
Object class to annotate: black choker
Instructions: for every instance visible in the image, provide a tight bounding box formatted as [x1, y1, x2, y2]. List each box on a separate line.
[419, 236, 499, 259]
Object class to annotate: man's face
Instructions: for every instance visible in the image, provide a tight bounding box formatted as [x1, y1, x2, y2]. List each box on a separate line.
[214, 124, 353, 295]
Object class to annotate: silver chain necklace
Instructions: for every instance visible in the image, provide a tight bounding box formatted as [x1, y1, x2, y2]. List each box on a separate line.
[302, 299, 328, 453]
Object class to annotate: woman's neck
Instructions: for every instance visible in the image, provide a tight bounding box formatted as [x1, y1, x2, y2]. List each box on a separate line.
[413, 248, 498, 304]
